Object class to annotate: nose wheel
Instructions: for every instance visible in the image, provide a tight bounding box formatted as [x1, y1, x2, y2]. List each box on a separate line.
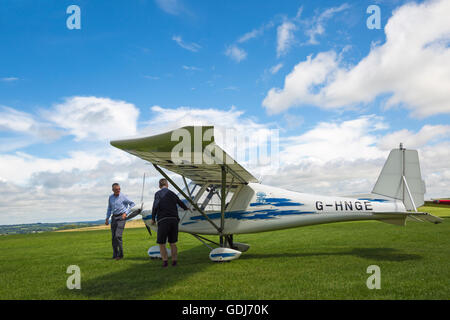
[191, 233, 243, 261]
[212, 235, 241, 261]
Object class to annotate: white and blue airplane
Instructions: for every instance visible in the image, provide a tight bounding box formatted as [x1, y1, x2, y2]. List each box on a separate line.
[111, 126, 442, 262]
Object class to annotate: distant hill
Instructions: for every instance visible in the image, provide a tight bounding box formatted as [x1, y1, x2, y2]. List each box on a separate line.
[0, 220, 104, 235]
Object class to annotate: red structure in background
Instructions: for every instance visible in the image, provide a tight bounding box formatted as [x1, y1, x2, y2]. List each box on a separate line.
[433, 199, 450, 205]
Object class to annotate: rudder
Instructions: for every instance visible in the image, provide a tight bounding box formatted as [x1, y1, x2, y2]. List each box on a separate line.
[372, 145, 426, 211]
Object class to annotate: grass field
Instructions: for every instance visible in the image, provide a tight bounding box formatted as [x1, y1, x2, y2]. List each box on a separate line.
[1, 206, 449, 300]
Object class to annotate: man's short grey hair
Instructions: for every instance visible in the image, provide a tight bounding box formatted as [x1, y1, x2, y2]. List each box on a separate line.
[112, 183, 120, 188]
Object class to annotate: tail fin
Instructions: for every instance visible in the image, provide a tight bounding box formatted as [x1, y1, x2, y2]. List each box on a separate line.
[372, 144, 426, 211]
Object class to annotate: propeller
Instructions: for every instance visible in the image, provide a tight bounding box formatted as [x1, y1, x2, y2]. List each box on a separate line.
[126, 173, 146, 221]
[140, 173, 152, 236]
[140, 172, 146, 211]
[126, 173, 153, 236]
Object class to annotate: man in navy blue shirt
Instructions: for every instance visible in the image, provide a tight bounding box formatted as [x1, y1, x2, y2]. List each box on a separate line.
[151, 178, 188, 267]
[106, 183, 135, 260]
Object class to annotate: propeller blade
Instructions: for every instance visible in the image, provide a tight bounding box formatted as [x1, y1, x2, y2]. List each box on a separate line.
[140, 173, 146, 204]
[127, 172, 146, 221]
[145, 224, 152, 236]
[127, 172, 147, 221]
[126, 207, 142, 220]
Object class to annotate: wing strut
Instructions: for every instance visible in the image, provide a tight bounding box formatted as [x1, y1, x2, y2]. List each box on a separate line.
[220, 165, 226, 232]
[182, 175, 192, 199]
[190, 233, 220, 250]
[152, 164, 222, 234]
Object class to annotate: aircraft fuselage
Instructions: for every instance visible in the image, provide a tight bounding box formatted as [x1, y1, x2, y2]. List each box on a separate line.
[143, 183, 407, 235]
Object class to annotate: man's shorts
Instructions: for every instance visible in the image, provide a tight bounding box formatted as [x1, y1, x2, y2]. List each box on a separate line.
[156, 218, 179, 244]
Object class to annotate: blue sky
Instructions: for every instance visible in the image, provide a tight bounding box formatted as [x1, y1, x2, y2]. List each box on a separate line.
[0, 1, 411, 128]
[1, 0, 449, 224]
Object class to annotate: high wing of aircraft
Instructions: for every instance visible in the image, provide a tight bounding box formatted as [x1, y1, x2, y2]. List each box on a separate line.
[110, 126, 442, 262]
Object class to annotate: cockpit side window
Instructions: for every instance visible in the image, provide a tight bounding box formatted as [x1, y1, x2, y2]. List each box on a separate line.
[178, 181, 238, 212]
[179, 181, 200, 199]
[195, 184, 236, 212]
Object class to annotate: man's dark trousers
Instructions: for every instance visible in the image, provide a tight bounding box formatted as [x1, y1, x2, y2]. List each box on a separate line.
[111, 214, 126, 258]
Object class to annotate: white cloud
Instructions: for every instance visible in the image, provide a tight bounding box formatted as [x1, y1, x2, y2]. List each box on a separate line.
[143, 75, 160, 80]
[224, 22, 274, 63]
[225, 45, 247, 62]
[1, 103, 450, 223]
[262, 116, 450, 199]
[0, 138, 154, 224]
[227, 21, 274, 62]
[263, 158, 386, 197]
[237, 22, 274, 43]
[225, 22, 274, 63]
[0, 106, 36, 132]
[0, 106, 63, 150]
[172, 35, 201, 52]
[144, 109, 449, 196]
[419, 142, 450, 197]
[234, 5, 342, 59]
[276, 21, 297, 57]
[283, 114, 304, 130]
[259, 63, 284, 83]
[273, 4, 348, 57]
[0, 99, 140, 151]
[155, 0, 183, 15]
[0, 104, 277, 224]
[0, 156, 157, 224]
[0, 150, 116, 185]
[304, 3, 350, 45]
[263, 51, 339, 113]
[280, 115, 386, 165]
[141, 105, 279, 174]
[182, 65, 201, 71]
[270, 63, 283, 75]
[378, 125, 450, 150]
[238, 29, 262, 43]
[223, 86, 239, 91]
[0, 77, 19, 82]
[263, 0, 450, 117]
[45, 96, 139, 141]
[145, 105, 269, 136]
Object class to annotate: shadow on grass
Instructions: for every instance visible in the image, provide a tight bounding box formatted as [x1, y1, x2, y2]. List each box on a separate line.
[68, 245, 420, 299]
[241, 247, 422, 262]
[67, 244, 210, 299]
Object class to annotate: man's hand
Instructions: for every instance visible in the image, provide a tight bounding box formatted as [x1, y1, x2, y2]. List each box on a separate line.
[122, 213, 127, 220]
[151, 220, 156, 225]
[105, 218, 109, 226]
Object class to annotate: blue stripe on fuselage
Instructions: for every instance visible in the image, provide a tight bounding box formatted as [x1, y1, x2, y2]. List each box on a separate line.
[250, 197, 304, 207]
[357, 198, 389, 202]
[181, 208, 315, 225]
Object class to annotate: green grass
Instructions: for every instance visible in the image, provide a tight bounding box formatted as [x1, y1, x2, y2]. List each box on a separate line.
[0, 206, 449, 299]
[421, 204, 450, 217]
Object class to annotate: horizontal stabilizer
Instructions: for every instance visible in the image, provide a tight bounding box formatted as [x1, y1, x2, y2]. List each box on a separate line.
[379, 217, 406, 226]
[407, 212, 443, 224]
[375, 212, 443, 225]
